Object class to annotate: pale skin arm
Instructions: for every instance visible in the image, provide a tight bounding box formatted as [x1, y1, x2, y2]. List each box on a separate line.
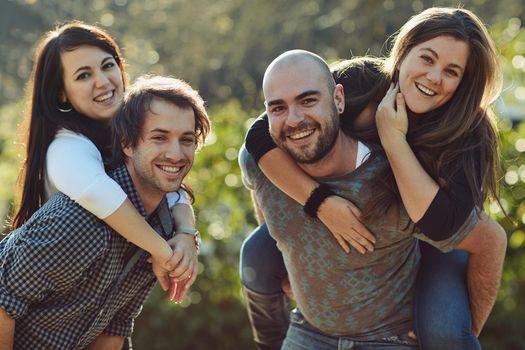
[258, 149, 375, 253]
[86, 334, 124, 350]
[456, 213, 507, 335]
[104, 200, 176, 292]
[375, 83, 438, 222]
[166, 203, 199, 303]
[0, 307, 14, 350]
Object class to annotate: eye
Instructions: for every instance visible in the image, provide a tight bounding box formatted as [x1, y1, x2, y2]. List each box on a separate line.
[420, 55, 433, 64]
[181, 136, 197, 144]
[151, 135, 166, 142]
[269, 105, 285, 115]
[103, 62, 116, 70]
[75, 72, 90, 81]
[302, 97, 317, 106]
[445, 69, 459, 78]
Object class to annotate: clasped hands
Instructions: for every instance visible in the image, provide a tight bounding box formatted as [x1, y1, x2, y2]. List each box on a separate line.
[150, 234, 199, 303]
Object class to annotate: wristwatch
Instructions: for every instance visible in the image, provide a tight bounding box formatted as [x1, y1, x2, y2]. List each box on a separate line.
[176, 227, 201, 253]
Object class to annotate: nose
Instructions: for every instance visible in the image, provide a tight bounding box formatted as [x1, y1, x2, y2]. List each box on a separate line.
[426, 67, 442, 84]
[286, 106, 305, 127]
[165, 141, 184, 161]
[94, 71, 111, 88]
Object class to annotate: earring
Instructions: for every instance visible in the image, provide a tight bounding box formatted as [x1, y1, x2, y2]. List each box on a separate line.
[57, 101, 72, 113]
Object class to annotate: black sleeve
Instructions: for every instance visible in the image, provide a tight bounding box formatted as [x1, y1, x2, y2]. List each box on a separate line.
[415, 169, 475, 241]
[245, 112, 277, 164]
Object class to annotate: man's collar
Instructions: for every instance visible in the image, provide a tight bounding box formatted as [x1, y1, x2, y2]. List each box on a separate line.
[108, 166, 173, 235]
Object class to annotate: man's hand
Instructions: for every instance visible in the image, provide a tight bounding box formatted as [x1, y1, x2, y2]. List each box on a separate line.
[167, 234, 199, 303]
[317, 196, 376, 254]
[0, 307, 14, 350]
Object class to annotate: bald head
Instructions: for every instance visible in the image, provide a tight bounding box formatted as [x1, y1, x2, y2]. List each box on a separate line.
[263, 50, 336, 97]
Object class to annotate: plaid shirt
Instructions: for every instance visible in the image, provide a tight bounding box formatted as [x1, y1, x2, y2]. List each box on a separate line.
[0, 166, 173, 349]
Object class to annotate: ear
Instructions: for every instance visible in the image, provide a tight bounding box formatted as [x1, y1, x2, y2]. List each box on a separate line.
[333, 84, 345, 114]
[122, 142, 133, 158]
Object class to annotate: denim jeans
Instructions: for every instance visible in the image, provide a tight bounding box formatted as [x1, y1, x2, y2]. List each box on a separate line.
[240, 224, 480, 349]
[282, 309, 417, 350]
[414, 242, 480, 350]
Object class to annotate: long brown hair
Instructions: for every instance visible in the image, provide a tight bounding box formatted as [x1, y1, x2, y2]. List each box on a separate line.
[340, 8, 502, 222]
[11, 21, 127, 229]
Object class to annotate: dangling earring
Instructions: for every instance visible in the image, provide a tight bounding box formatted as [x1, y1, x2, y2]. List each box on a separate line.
[57, 101, 72, 113]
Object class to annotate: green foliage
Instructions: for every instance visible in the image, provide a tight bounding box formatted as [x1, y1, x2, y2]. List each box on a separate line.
[1, 0, 525, 348]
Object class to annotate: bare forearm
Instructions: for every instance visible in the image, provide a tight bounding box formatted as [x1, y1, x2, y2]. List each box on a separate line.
[104, 199, 172, 259]
[259, 148, 318, 205]
[0, 307, 14, 350]
[171, 203, 196, 230]
[456, 213, 507, 335]
[382, 136, 439, 222]
[86, 334, 125, 350]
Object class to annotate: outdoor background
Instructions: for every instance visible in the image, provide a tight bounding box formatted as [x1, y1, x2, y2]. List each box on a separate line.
[1, 0, 524, 348]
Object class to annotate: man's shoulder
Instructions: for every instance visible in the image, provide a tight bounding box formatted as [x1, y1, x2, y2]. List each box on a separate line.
[238, 145, 264, 190]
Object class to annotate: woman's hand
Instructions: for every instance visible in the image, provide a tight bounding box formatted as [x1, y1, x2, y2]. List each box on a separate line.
[317, 196, 376, 254]
[375, 83, 408, 149]
[166, 233, 199, 303]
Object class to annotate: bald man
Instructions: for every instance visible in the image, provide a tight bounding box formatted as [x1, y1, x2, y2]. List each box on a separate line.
[239, 50, 504, 349]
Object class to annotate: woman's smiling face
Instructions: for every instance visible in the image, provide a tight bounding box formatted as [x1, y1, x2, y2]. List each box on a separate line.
[60, 45, 124, 121]
[398, 35, 469, 114]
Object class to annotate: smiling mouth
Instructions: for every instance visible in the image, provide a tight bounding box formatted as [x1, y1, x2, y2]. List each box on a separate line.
[287, 128, 315, 141]
[94, 90, 115, 102]
[158, 165, 183, 174]
[415, 82, 437, 96]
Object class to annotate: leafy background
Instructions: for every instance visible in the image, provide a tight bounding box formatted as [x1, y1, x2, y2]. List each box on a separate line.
[1, 0, 524, 348]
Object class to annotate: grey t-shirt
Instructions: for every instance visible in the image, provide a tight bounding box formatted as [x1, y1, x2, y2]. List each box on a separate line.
[239, 145, 478, 339]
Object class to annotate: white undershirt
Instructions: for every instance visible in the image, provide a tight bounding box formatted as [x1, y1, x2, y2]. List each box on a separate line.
[355, 141, 371, 169]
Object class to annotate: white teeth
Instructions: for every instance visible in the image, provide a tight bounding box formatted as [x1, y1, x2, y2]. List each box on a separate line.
[415, 83, 436, 96]
[94, 91, 114, 102]
[160, 165, 181, 174]
[288, 129, 315, 140]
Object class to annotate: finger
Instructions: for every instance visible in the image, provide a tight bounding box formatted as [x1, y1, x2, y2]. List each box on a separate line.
[347, 237, 367, 254]
[168, 279, 178, 301]
[156, 273, 169, 292]
[346, 205, 376, 244]
[169, 256, 191, 281]
[350, 227, 375, 252]
[396, 93, 407, 117]
[176, 264, 198, 302]
[166, 249, 184, 271]
[334, 234, 351, 253]
[408, 330, 417, 340]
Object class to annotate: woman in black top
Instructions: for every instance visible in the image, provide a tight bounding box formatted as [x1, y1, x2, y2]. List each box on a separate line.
[240, 7, 506, 350]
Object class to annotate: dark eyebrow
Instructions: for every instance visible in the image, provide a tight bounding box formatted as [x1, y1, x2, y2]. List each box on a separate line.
[420, 47, 464, 73]
[72, 55, 114, 76]
[266, 90, 321, 107]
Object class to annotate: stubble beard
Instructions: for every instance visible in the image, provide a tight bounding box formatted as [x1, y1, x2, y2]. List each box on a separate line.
[272, 105, 340, 164]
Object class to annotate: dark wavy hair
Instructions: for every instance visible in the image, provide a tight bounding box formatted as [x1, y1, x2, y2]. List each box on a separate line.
[110, 75, 211, 203]
[335, 8, 502, 223]
[12, 21, 127, 229]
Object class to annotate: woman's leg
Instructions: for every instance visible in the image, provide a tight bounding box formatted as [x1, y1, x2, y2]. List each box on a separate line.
[414, 242, 481, 350]
[240, 223, 290, 350]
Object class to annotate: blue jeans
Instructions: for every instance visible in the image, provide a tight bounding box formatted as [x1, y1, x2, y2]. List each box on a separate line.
[282, 309, 417, 349]
[240, 224, 480, 349]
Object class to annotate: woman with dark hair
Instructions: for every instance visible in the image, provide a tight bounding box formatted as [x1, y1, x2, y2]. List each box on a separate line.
[11, 22, 198, 301]
[240, 7, 506, 349]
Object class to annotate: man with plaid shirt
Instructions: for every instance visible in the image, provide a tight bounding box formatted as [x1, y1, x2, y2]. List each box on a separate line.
[0, 76, 210, 349]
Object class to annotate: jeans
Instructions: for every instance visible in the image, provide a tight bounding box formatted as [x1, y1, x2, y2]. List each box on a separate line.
[414, 242, 480, 350]
[282, 309, 417, 349]
[240, 224, 480, 349]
